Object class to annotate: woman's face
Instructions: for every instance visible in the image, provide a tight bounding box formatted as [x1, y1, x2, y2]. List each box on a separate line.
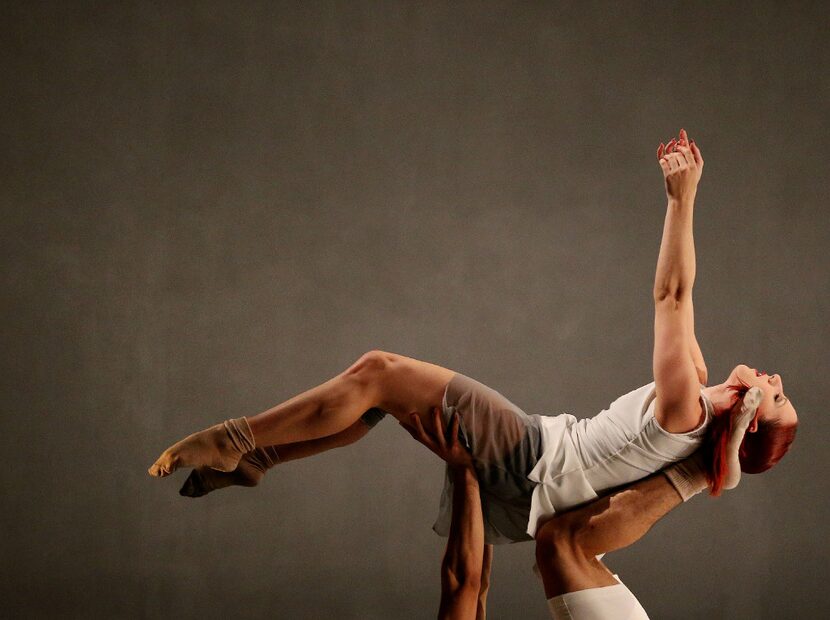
[728, 364, 797, 431]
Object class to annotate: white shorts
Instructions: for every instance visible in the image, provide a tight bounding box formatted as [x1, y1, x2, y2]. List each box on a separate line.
[547, 579, 650, 620]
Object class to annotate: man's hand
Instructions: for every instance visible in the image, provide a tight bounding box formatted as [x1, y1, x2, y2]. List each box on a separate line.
[657, 128, 704, 202]
[401, 406, 475, 470]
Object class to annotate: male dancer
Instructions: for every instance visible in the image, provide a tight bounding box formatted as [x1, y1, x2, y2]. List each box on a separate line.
[405, 387, 760, 619]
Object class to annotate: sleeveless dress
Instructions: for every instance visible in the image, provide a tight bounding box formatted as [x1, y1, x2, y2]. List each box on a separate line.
[429, 373, 713, 544]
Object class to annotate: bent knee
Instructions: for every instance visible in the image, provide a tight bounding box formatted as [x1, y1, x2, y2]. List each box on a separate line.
[344, 350, 398, 380]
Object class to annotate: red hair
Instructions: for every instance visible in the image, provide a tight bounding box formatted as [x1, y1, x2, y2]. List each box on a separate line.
[703, 407, 734, 496]
[739, 419, 798, 474]
[703, 398, 798, 495]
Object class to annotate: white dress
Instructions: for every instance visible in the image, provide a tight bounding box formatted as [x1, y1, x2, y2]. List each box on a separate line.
[526, 381, 713, 538]
[427, 374, 714, 544]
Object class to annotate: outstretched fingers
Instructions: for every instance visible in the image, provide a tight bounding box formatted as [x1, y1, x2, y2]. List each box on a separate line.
[406, 412, 436, 449]
[448, 411, 461, 449]
[403, 406, 451, 455]
[432, 406, 449, 451]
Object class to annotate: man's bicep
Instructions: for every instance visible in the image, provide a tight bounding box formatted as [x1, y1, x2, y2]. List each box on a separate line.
[653, 297, 704, 433]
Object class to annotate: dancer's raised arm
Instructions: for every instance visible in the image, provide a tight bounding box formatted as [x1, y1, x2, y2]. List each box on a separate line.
[652, 129, 707, 432]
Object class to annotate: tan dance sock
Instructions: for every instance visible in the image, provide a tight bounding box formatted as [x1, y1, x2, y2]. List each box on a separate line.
[148, 417, 256, 478]
[179, 446, 281, 497]
[663, 386, 763, 500]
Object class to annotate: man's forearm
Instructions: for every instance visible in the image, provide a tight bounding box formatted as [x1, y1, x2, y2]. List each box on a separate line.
[443, 466, 484, 588]
[575, 473, 684, 558]
[439, 466, 484, 619]
[476, 544, 493, 620]
[535, 473, 687, 600]
[653, 198, 697, 301]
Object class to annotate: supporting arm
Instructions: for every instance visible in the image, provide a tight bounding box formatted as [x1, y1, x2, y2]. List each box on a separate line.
[535, 473, 684, 599]
[439, 466, 485, 620]
[400, 408, 490, 620]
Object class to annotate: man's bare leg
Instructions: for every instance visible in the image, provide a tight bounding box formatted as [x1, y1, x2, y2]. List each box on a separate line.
[148, 350, 455, 478]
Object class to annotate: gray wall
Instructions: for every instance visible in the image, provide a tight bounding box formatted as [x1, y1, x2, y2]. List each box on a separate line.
[2, 1, 828, 618]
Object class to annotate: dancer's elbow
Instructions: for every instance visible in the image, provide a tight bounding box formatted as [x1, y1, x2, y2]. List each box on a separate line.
[653, 284, 690, 303]
[441, 561, 482, 596]
[696, 364, 708, 386]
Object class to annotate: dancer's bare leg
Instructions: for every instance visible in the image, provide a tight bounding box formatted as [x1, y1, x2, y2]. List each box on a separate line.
[245, 351, 455, 445]
[149, 350, 456, 478]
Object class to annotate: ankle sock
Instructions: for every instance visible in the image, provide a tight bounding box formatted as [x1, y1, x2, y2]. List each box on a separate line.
[149, 416, 257, 477]
[179, 445, 281, 497]
[223, 417, 256, 455]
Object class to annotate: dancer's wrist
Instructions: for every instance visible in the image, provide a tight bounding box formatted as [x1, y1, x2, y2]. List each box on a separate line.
[450, 464, 478, 482]
[668, 195, 696, 209]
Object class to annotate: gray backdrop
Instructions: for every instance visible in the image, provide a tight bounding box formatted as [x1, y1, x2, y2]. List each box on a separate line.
[2, 1, 828, 618]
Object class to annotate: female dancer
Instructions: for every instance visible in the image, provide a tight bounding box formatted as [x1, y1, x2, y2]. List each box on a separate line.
[149, 129, 798, 543]
[409, 387, 760, 620]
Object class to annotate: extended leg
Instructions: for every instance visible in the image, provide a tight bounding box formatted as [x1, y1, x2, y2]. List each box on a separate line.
[244, 350, 454, 446]
[149, 350, 455, 478]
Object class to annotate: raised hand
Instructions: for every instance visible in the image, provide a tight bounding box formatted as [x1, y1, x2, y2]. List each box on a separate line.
[400, 406, 475, 470]
[657, 128, 704, 202]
